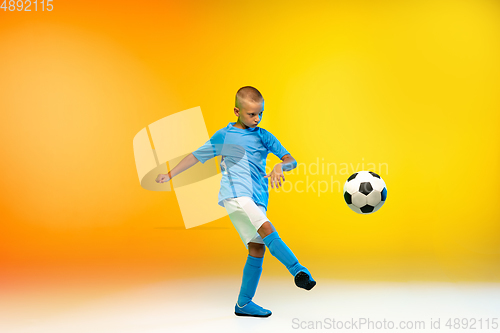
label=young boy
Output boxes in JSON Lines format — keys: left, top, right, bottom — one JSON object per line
{"left": 155, "top": 86, "right": 315, "bottom": 318}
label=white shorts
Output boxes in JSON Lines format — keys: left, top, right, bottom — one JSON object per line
{"left": 222, "top": 196, "right": 269, "bottom": 249}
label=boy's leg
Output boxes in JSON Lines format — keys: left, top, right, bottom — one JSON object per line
{"left": 259, "top": 222, "right": 316, "bottom": 290}
{"left": 234, "top": 242, "right": 272, "bottom": 317}
{"left": 237, "top": 243, "right": 264, "bottom": 307}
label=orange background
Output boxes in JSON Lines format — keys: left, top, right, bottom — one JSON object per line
{"left": 1, "top": 0, "right": 500, "bottom": 301}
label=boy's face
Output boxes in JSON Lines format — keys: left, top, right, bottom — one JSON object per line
{"left": 234, "top": 100, "right": 264, "bottom": 128}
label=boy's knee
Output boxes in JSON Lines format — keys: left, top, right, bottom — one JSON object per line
{"left": 248, "top": 242, "right": 265, "bottom": 257}
{"left": 257, "top": 221, "right": 276, "bottom": 238}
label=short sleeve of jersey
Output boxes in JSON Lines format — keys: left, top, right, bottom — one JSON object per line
{"left": 262, "top": 129, "right": 290, "bottom": 159}
{"left": 192, "top": 129, "right": 225, "bottom": 164}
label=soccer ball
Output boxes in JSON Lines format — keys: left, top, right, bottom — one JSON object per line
{"left": 343, "top": 171, "right": 387, "bottom": 214}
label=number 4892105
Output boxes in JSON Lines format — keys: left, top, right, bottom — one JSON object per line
{"left": 1, "top": 0, "right": 54, "bottom": 11}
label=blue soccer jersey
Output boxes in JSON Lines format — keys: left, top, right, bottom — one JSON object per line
{"left": 192, "top": 122, "right": 290, "bottom": 210}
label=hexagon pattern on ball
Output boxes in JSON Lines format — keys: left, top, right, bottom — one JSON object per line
{"left": 343, "top": 171, "right": 387, "bottom": 214}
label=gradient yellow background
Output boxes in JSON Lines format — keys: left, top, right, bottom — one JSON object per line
{"left": 1, "top": 0, "right": 499, "bottom": 305}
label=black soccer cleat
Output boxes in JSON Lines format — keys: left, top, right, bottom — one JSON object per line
{"left": 294, "top": 271, "right": 316, "bottom": 290}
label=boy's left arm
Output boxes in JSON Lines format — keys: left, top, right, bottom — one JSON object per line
{"left": 264, "top": 154, "right": 297, "bottom": 189}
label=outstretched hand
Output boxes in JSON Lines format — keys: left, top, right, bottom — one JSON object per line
{"left": 264, "top": 164, "right": 285, "bottom": 189}
{"left": 155, "top": 173, "right": 171, "bottom": 183}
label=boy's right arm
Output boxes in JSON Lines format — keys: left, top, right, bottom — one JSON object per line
{"left": 155, "top": 153, "right": 200, "bottom": 183}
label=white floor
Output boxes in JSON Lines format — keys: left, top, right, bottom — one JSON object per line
{"left": 2, "top": 276, "right": 500, "bottom": 333}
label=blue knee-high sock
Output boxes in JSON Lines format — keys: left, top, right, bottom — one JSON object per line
{"left": 237, "top": 255, "right": 264, "bottom": 307}
{"left": 263, "top": 232, "right": 306, "bottom": 277}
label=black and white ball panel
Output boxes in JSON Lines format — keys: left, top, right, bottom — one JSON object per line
{"left": 352, "top": 192, "right": 367, "bottom": 207}
{"left": 366, "top": 190, "right": 382, "bottom": 206}
{"left": 370, "top": 177, "right": 386, "bottom": 192}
